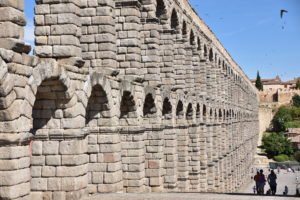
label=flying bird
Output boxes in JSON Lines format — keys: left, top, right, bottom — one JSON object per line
{"left": 280, "top": 9, "right": 288, "bottom": 18}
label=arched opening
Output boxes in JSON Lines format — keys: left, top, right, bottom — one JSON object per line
{"left": 120, "top": 91, "right": 136, "bottom": 118}
{"left": 86, "top": 85, "right": 109, "bottom": 126}
{"left": 86, "top": 85, "right": 123, "bottom": 194}
{"left": 272, "top": 93, "right": 278, "bottom": 102}
{"left": 219, "top": 109, "right": 223, "bottom": 120}
{"left": 176, "top": 100, "right": 184, "bottom": 118}
{"left": 186, "top": 103, "right": 193, "bottom": 120}
{"left": 156, "top": 0, "right": 166, "bottom": 19}
{"left": 31, "top": 78, "right": 86, "bottom": 196}
{"left": 203, "top": 105, "right": 207, "bottom": 117}
{"left": 209, "top": 48, "right": 214, "bottom": 62}
{"left": 204, "top": 45, "right": 208, "bottom": 57}
{"left": 32, "top": 78, "right": 70, "bottom": 132}
{"left": 171, "top": 9, "right": 179, "bottom": 30}
{"left": 196, "top": 104, "right": 200, "bottom": 118}
{"left": 162, "top": 98, "right": 172, "bottom": 119}
{"left": 197, "top": 37, "right": 201, "bottom": 50}
{"left": 215, "top": 54, "right": 218, "bottom": 63}
{"left": 209, "top": 108, "right": 213, "bottom": 117}
{"left": 182, "top": 21, "right": 187, "bottom": 36}
{"left": 143, "top": 93, "right": 157, "bottom": 118}
{"left": 190, "top": 30, "right": 195, "bottom": 45}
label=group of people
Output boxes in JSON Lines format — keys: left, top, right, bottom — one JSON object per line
{"left": 253, "top": 169, "right": 278, "bottom": 195}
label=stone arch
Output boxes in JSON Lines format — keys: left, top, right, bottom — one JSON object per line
{"left": 190, "top": 29, "right": 195, "bottom": 45}
{"left": 162, "top": 97, "right": 172, "bottom": 119}
{"left": 204, "top": 44, "right": 208, "bottom": 57}
{"left": 219, "top": 109, "right": 223, "bottom": 120}
{"left": 170, "top": 8, "right": 179, "bottom": 30}
{"left": 197, "top": 37, "right": 201, "bottom": 50}
{"left": 209, "top": 48, "right": 214, "bottom": 62}
{"left": 196, "top": 103, "right": 200, "bottom": 118}
{"left": 84, "top": 72, "right": 114, "bottom": 117}
{"left": 120, "top": 91, "right": 137, "bottom": 118}
{"left": 226, "top": 110, "right": 230, "bottom": 119}
{"left": 230, "top": 109, "right": 234, "bottom": 118}
{"left": 209, "top": 108, "right": 213, "bottom": 117}
{"left": 176, "top": 100, "right": 184, "bottom": 118}
{"left": 186, "top": 103, "right": 193, "bottom": 120}
{"left": 84, "top": 77, "right": 122, "bottom": 194}
{"left": 156, "top": 0, "right": 167, "bottom": 19}
{"left": 28, "top": 59, "right": 74, "bottom": 99}
{"left": 32, "top": 78, "right": 72, "bottom": 134}
{"left": 203, "top": 104, "right": 207, "bottom": 117}
{"left": 30, "top": 76, "right": 87, "bottom": 197}
{"left": 226, "top": 65, "right": 230, "bottom": 75}
{"left": 182, "top": 20, "right": 187, "bottom": 35}
{"left": 86, "top": 84, "right": 110, "bottom": 126}
{"left": 143, "top": 93, "right": 157, "bottom": 118}
{"left": 214, "top": 109, "right": 218, "bottom": 119}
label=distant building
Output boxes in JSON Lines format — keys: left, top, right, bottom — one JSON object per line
{"left": 251, "top": 76, "right": 300, "bottom": 104}
{"left": 286, "top": 128, "right": 300, "bottom": 150}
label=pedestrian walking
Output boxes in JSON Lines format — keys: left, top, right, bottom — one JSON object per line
{"left": 267, "top": 170, "right": 277, "bottom": 195}
{"left": 257, "top": 169, "right": 266, "bottom": 194}
{"left": 253, "top": 171, "right": 260, "bottom": 194}
{"left": 284, "top": 185, "right": 288, "bottom": 195}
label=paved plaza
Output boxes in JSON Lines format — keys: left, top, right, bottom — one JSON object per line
{"left": 243, "top": 170, "right": 300, "bottom": 196}
{"left": 87, "top": 170, "right": 300, "bottom": 200}
{"left": 87, "top": 192, "right": 299, "bottom": 200}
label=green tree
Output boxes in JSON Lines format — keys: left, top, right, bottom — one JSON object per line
{"left": 296, "top": 79, "right": 300, "bottom": 89}
{"left": 292, "top": 94, "right": 300, "bottom": 107}
{"left": 272, "top": 106, "right": 292, "bottom": 132}
{"left": 262, "top": 132, "right": 294, "bottom": 157}
{"left": 255, "top": 71, "right": 263, "bottom": 91}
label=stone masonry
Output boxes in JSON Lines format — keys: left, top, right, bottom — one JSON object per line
{"left": 0, "top": 0, "right": 259, "bottom": 199}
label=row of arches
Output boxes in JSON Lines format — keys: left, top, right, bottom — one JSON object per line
{"left": 153, "top": 0, "right": 255, "bottom": 95}
{"left": 26, "top": 61, "right": 258, "bottom": 195}
{"left": 32, "top": 80, "right": 255, "bottom": 130}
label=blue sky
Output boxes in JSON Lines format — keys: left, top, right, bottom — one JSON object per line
{"left": 189, "top": 0, "right": 300, "bottom": 81}
{"left": 24, "top": 0, "right": 300, "bottom": 80}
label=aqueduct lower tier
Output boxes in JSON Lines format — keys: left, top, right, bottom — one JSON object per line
{"left": 0, "top": 0, "right": 259, "bottom": 199}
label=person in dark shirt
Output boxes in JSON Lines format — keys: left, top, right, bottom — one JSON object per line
{"left": 267, "top": 170, "right": 277, "bottom": 195}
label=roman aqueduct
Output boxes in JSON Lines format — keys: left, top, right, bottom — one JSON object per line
{"left": 0, "top": 0, "right": 259, "bottom": 199}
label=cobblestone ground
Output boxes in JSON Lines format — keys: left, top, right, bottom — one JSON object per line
{"left": 243, "top": 170, "right": 300, "bottom": 196}
{"left": 87, "top": 192, "right": 299, "bottom": 200}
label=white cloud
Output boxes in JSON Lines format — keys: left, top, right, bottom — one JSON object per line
{"left": 24, "top": 20, "right": 35, "bottom": 46}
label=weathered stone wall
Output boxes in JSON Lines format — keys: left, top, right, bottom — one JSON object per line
{"left": 0, "top": 0, "right": 259, "bottom": 199}
{"left": 258, "top": 106, "right": 274, "bottom": 145}
{"left": 258, "top": 89, "right": 300, "bottom": 105}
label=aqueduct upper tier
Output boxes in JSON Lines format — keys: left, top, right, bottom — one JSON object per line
{"left": 0, "top": 0, "right": 259, "bottom": 199}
